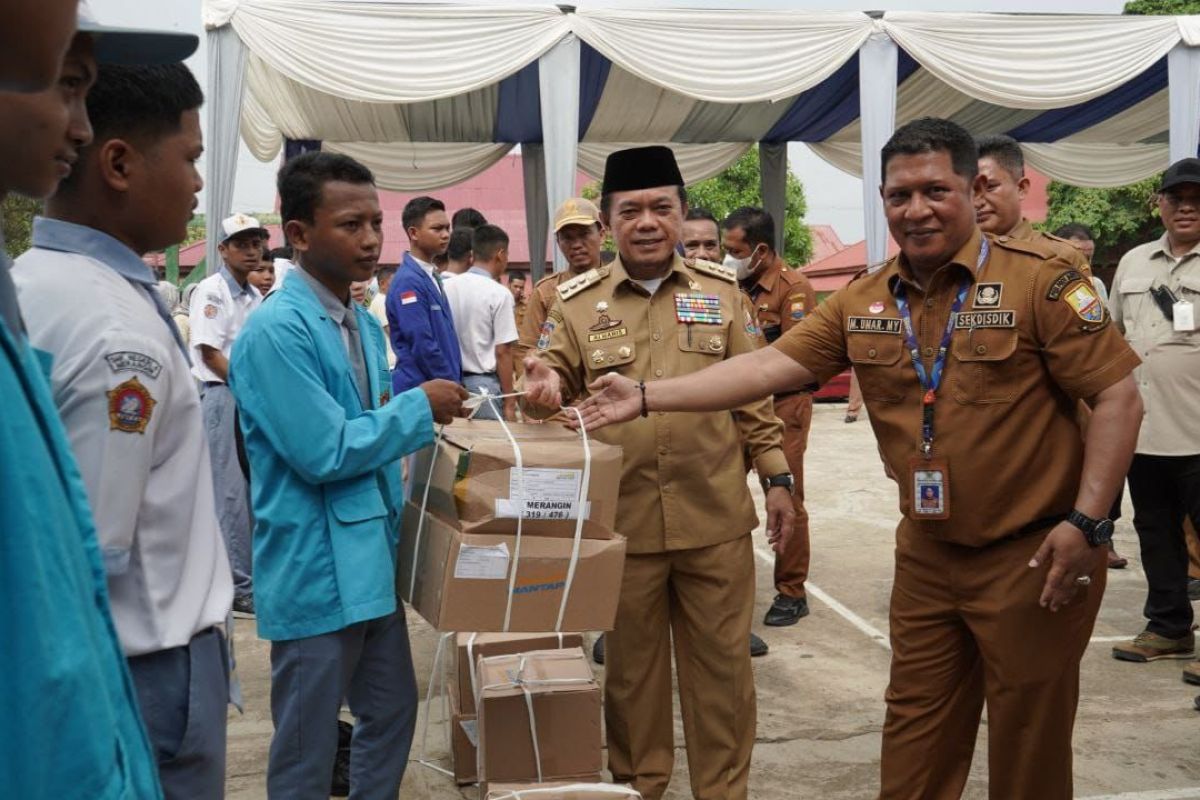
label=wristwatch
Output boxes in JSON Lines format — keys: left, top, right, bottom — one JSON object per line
{"left": 1066, "top": 509, "right": 1115, "bottom": 547}
{"left": 763, "top": 473, "right": 795, "bottom": 495}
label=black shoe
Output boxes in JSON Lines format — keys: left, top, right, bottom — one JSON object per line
{"left": 764, "top": 593, "right": 809, "bottom": 627}
{"left": 232, "top": 595, "right": 255, "bottom": 619}
{"left": 1189, "top": 578, "right": 1200, "bottom": 602}
{"left": 592, "top": 634, "right": 605, "bottom": 665}
{"left": 1195, "top": 695, "right": 1200, "bottom": 712}
{"left": 750, "top": 633, "right": 769, "bottom": 657}
{"left": 330, "top": 720, "right": 352, "bottom": 797}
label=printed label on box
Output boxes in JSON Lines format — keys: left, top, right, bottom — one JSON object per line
{"left": 458, "top": 718, "right": 479, "bottom": 748}
{"left": 454, "top": 543, "right": 511, "bottom": 580}
{"left": 495, "top": 468, "right": 591, "bottom": 520}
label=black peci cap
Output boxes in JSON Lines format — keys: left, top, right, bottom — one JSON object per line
{"left": 602, "top": 146, "right": 684, "bottom": 195}
{"left": 1160, "top": 158, "right": 1200, "bottom": 192}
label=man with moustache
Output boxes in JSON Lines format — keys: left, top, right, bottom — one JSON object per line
{"left": 567, "top": 119, "right": 1144, "bottom": 799}
{"left": 680, "top": 208, "right": 723, "bottom": 263}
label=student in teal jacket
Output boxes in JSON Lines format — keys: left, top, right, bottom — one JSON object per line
{"left": 229, "top": 151, "right": 466, "bottom": 798}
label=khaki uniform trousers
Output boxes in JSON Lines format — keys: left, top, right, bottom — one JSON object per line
{"left": 880, "top": 525, "right": 1105, "bottom": 800}
{"left": 606, "top": 535, "right": 756, "bottom": 800}
{"left": 772, "top": 392, "right": 812, "bottom": 598}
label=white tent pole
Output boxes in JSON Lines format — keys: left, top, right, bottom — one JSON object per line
{"left": 538, "top": 33, "right": 581, "bottom": 275}
{"left": 858, "top": 29, "right": 898, "bottom": 267}
{"left": 759, "top": 142, "right": 788, "bottom": 256}
{"left": 1168, "top": 42, "right": 1200, "bottom": 164}
{"left": 205, "top": 24, "right": 249, "bottom": 275}
{"left": 523, "top": 144, "right": 549, "bottom": 282}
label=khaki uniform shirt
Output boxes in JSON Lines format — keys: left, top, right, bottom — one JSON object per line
{"left": 516, "top": 269, "right": 585, "bottom": 366}
{"left": 773, "top": 229, "right": 1139, "bottom": 548}
{"left": 514, "top": 297, "right": 527, "bottom": 331}
{"left": 533, "top": 253, "right": 788, "bottom": 554}
{"left": 1109, "top": 234, "right": 1200, "bottom": 456}
{"left": 741, "top": 258, "right": 816, "bottom": 375}
{"left": 1010, "top": 218, "right": 1092, "bottom": 277}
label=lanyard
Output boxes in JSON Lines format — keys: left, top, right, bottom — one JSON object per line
{"left": 893, "top": 238, "right": 989, "bottom": 458}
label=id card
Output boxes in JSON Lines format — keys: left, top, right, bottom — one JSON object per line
{"left": 1173, "top": 300, "right": 1195, "bottom": 332}
{"left": 909, "top": 456, "right": 950, "bottom": 521}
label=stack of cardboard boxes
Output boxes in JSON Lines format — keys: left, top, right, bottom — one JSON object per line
{"left": 399, "top": 421, "right": 637, "bottom": 798}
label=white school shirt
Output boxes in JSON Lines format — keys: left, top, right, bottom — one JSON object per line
{"left": 189, "top": 265, "right": 262, "bottom": 383}
{"left": 443, "top": 266, "right": 519, "bottom": 374}
{"left": 13, "top": 218, "right": 233, "bottom": 656}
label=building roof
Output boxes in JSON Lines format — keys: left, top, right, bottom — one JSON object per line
{"left": 803, "top": 224, "right": 845, "bottom": 266}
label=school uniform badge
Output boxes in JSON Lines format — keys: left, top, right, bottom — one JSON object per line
{"left": 107, "top": 377, "right": 156, "bottom": 434}
{"left": 203, "top": 304, "right": 219, "bottom": 319}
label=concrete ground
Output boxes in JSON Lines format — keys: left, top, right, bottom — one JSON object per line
{"left": 225, "top": 402, "right": 1200, "bottom": 800}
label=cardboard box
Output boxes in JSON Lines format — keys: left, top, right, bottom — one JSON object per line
{"left": 484, "top": 784, "right": 641, "bottom": 800}
{"left": 456, "top": 632, "right": 585, "bottom": 716}
{"left": 398, "top": 502, "right": 625, "bottom": 633}
{"left": 476, "top": 649, "right": 602, "bottom": 786}
{"left": 448, "top": 684, "right": 478, "bottom": 785}
{"left": 411, "top": 419, "right": 623, "bottom": 539}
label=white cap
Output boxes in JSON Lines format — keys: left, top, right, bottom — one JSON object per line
{"left": 220, "top": 213, "right": 269, "bottom": 243}
{"left": 76, "top": 1, "right": 199, "bottom": 65}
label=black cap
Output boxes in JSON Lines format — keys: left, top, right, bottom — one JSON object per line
{"left": 602, "top": 146, "right": 684, "bottom": 195}
{"left": 1160, "top": 158, "right": 1200, "bottom": 192}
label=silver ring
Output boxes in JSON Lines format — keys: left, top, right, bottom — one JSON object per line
{"left": 1075, "top": 575, "right": 1092, "bottom": 586}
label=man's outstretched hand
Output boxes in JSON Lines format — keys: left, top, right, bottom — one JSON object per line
{"left": 421, "top": 379, "right": 469, "bottom": 424}
{"left": 571, "top": 373, "right": 643, "bottom": 431}
{"left": 523, "top": 357, "right": 563, "bottom": 410}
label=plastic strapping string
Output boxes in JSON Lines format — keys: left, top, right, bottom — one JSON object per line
{"left": 416, "top": 631, "right": 455, "bottom": 778}
{"left": 475, "top": 651, "right": 596, "bottom": 785}
{"left": 485, "top": 785, "right": 642, "bottom": 800}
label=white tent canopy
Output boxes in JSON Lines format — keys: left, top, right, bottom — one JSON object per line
{"left": 203, "top": 1, "right": 1200, "bottom": 276}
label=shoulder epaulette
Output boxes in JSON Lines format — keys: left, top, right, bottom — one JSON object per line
{"left": 689, "top": 258, "right": 737, "bottom": 283}
{"left": 556, "top": 267, "right": 609, "bottom": 301}
{"left": 992, "top": 235, "right": 1056, "bottom": 260}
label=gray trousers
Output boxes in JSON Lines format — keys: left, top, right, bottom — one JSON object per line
{"left": 201, "top": 383, "right": 253, "bottom": 599}
{"left": 267, "top": 608, "right": 418, "bottom": 800}
{"left": 127, "top": 627, "right": 230, "bottom": 800}
{"left": 463, "top": 372, "right": 503, "bottom": 420}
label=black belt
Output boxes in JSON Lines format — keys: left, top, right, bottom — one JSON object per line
{"left": 202, "top": 381, "right": 225, "bottom": 388}
{"left": 462, "top": 371, "right": 498, "bottom": 378}
{"left": 996, "top": 514, "right": 1069, "bottom": 545}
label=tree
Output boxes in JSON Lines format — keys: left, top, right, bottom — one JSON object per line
{"left": 2, "top": 195, "right": 40, "bottom": 257}
{"left": 583, "top": 147, "right": 814, "bottom": 266}
{"left": 1040, "top": 0, "right": 1197, "bottom": 263}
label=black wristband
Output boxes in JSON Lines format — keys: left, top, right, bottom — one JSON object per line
{"left": 639, "top": 380, "right": 648, "bottom": 417}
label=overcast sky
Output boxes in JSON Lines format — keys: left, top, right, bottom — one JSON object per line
{"left": 90, "top": 0, "right": 1130, "bottom": 241}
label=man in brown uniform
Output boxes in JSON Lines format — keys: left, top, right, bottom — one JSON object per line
{"left": 571, "top": 119, "right": 1144, "bottom": 799}
{"left": 514, "top": 197, "right": 605, "bottom": 367}
{"left": 723, "top": 206, "right": 818, "bottom": 626}
{"left": 975, "top": 133, "right": 1092, "bottom": 277}
{"left": 523, "top": 146, "right": 794, "bottom": 800}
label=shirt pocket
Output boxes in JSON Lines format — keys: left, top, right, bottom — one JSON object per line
{"left": 586, "top": 340, "right": 638, "bottom": 373}
{"left": 846, "top": 334, "right": 904, "bottom": 402}
{"left": 677, "top": 325, "right": 729, "bottom": 359}
{"left": 1118, "top": 275, "right": 1154, "bottom": 330}
{"left": 950, "top": 327, "right": 1020, "bottom": 404}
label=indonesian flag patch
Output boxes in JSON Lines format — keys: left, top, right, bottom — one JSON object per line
{"left": 400, "top": 291, "right": 418, "bottom": 305}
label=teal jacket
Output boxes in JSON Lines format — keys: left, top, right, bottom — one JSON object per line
{"left": 230, "top": 272, "right": 434, "bottom": 641}
{"left": 0, "top": 282, "right": 161, "bottom": 796}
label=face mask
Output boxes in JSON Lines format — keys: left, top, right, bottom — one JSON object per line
{"left": 723, "top": 246, "right": 762, "bottom": 280}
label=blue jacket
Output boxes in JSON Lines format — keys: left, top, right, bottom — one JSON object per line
{"left": 229, "top": 273, "right": 434, "bottom": 641}
{"left": 0, "top": 279, "right": 162, "bottom": 797}
{"left": 386, "top": 252, "right": 461, "bottom": 393}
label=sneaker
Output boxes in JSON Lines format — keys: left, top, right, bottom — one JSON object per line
{"left": 592, "top": 634, "right": 604, "bottom": 665}
{"left": 844, "top": 414, "right": 858, "bottom": 424}
{"left": 232, "top": 595, "right": 255, "bottom": 619}
{"left": 764, "top": 593, "right": 810, "bottom": 627}
{"left": 1189, "top": 578, "right": 1200, "bottom": 602}
{"left": 749, "top": 633, "right": 769, "bottom": 657}
{"left": 1183, "top": 661, "right": 1200, "bottom": 686}
{"left": 1112, "top": 630, "right": 1195, "bottom": 662}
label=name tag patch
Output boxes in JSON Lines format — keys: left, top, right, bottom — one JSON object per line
{"left": 954, "top": 310, "right": 1015, "bottom": 329}
{"left": 105, "top": 351, "right": 162, "bottom": 379}
{"left": 587, "top": 327, "right": 627, "bottom": 342}
{"left": 848, "top": 316, "right": 902, "bottom": 334}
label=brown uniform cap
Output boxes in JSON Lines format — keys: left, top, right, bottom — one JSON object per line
{"left": 773, "top": 228, "right": 1139, "bottom": 547}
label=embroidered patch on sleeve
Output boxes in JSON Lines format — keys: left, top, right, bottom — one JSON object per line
{"left": 105, "top": 351, "right": 162, "bottom": 379}
{"left": 106, "top": 377, "right": 156, "bottom": 434}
